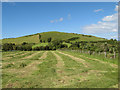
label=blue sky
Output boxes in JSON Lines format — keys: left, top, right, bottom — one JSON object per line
{"left": 2, "top": 2, "right": 118, "bottom": 39}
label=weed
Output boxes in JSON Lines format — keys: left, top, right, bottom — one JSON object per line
{"left": 19, "top": 63, "right": 27, "bottom": 68}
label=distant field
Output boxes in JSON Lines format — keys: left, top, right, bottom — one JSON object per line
{"left": 32, "top": 43, "right": 48, "bottom": 49}
{"left": 2, "top": 34, "right": 40, "bottom": 44}
{"left": 2, "top": 31, "right": 106, "bottom": 44}
{"left": 2, "top": 50, "right": 118, "bottom": 88}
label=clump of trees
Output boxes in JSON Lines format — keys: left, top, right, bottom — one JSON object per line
{"left": 2, "top": 43, "right": 15, "bottom": 51}
{"left": 2, "top": 37, "right": 118, "bottom": 59}
{"left": 2, "top": 42, "right": 34, "bottom": 51}
{"left": 65, "top": 39, "right": 118, "bottom": 59}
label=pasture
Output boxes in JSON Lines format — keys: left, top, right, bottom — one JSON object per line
{"left": 2, "top": 50, "right": 118, "bottom": 88}
{"left": 2, "top": 31, "right": 106, "bottom": 44}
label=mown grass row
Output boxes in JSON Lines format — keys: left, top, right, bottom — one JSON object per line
{"left": 57, "top": 50, "right": 118, "bottom": 88}
{"left": 2, "top": 51, "right": 44, "bottom": 88}
{"left": 2, "top": 51, "right": 118, "bottom": 88}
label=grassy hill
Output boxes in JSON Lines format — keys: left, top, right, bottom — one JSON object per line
{"left": 2, "top": 31, "right": 107, "bottom": 44}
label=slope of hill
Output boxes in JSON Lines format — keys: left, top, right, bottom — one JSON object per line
{"left": 2, "top": 31, "right": 107, "bottom": 44}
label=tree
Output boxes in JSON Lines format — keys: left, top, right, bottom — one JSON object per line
{"left": 39, "top": 34, "right": 41, "bottom": 39}
{"left": 44, "top": 45, "right": 49, "bottom": 50}
{"left": 40, "top": 40, "right": 42, "bottom": 43}
{"left": 47, "top": 37, "right": 52, "bottom": 43}
{"left": 43, "top": 40, "right": 45, "bottom": 43}
{"left": 2, "top": 43, "right": 15, "bottom": 51}
{"left": 22, "top": 42, "right": 28, "bottom": 45}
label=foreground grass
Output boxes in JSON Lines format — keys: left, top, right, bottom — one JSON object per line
{"left": 2, "top": 51, "right": 118, "bottom": 88}
{"left": 57, "top": 50, "right": 118, "bottom": 88}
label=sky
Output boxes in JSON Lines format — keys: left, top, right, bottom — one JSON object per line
{"left": 2, "top": 2, "right": 118, "bottom": 39}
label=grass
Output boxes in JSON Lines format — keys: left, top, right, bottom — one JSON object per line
{"left": 2, "top": 50, "right": 118, "bottom": 88}
{"left": 32, "top": 43, "right": 48, "bottom": 49}
{"left": 2, "top": 31, "right": 106, "bottom": 44}
{"left": 60, "top": 50, "right": 118, "bottom": 65}
{"left": 55, "top": 51, "right": 85, "bottom": 76}
{"left": 62, "top": 42, "right": 71, "bottom": 47}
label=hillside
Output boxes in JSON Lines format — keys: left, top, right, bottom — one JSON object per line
{"left": 2, "top": 31, "right": 107, "bottom": 44}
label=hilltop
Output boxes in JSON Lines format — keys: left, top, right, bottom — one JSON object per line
{"left": 2, "top": 31, "right": 107, "bottom": 44}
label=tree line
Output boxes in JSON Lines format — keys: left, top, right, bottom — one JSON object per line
{"left": 2, "top": 34, "right": 118, "bottom": 59}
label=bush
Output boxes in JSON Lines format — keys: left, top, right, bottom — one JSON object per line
{"left": 2, "top": 43, "right": 15, "bottom": 51}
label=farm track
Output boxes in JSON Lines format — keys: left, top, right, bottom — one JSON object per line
{"left": 57, "top": 51, "right": 89, "bottom": 67}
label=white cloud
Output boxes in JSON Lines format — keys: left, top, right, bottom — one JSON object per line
{"left": 50, "top": 17, "right": 63, "bottom": 23}
{"left": 94, "top": 9, "right": 103, "bottom": 12}
{"left": 82, "top": 5, "right": 118, "bottom": 39}
{"left": 82, "top": 13, "right": 117, "bottom": 34}
{"left": 102, "top": 13, "right": 117, "bottom": 22}
{"left": 82, "top": 21, "right": 117, "bottom": 34}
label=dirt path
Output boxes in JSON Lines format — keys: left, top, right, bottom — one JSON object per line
{"left": 79, "top": 55, "right": 118, "bottom": 68}
{"left": 39, "top": 51, "right": 48, "bottom": 59}
{"left": 57, "top": 51, "right": 89, "bottom": 68}
{"left": 22, "top": 51, "right": 41, "bottom": 59}
{"left": 51, "top": 51, "right": 64, "bottom": 76}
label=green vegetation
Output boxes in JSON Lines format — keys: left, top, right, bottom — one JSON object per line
{"left": 2, "top": 31, "right": 118, "bottom": 60}
{"left": 2, "top": 31, "right": 106, "bottom": 44}
{"left": 2, "top": 31, "right": 118, "bottom": 88}
{"left": 32, "top": 43, "right": 48, "bottom": 49}
{"left": 62, "top": 42, "right": 71, "bottom": 47}
{"left": 2, "top": 51, "right": 118, "bottom": 88}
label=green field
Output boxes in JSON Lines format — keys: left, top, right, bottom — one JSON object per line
{"left": 32, "top": 43, "right": 49, "bottom": 49}
{"left": 2, "top": 31, "right": 106, "bottom": 44}
{"left": 2, "top": 50, "right": 118, "bottom": 88}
